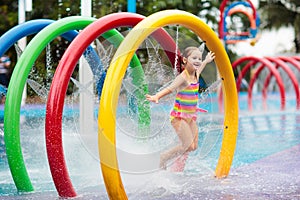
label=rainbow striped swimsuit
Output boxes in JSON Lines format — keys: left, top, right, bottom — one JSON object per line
{"left": 170, "top": 82, "right": 199, "bottom": 121}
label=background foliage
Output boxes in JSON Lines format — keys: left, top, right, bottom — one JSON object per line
{"left": 0, "top": 0, "right": 298, "bottom": 96}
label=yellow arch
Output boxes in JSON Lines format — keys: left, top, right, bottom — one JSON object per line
{"left": 98, "top": 10, "right": 239, "bottom": 199}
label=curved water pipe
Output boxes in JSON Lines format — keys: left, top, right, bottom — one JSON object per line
{"left": 0, "top": 19, "right": 107, "bottom": 96}
{"left": 292, "top": 56, "right": 300, "bottom": 61}
{"left": 2, "top": 16, "right": 117, "bottom": 195}
{"left": 260, "top": 57, "right": 300, "bottom": 109}
{"left": 218, "top": 56, "right": 285, "bottom": 111}
{"left": 228, "top": 56, "right": 286, "bottom": 110}
{"left": 45, "top": 12, "right": 180, "bottom": 197}
{"left": 4, "top": 15, "right": 156, "bottom": 197}
{"left": 0, "top": 19, "right": 101, "bottom": 75}
{"left": 98, "top": 10, "right": 238, "bottom": 199}
{"left": 217, "top": 59, "right": 256, "bottom": 112}
{"left": 0, "top": 19, "right": 111, "bottom": 102}
{"left": 0, "top": 19, "right": 100, "bottom": 192}
{"left": 246, "top": 63, "right": 269, "bottom": 110}
{"left": 277, "top": 56, "right": 300, "bottom": 87}
{"left": 246, "top": 57, "right": 299, "bottom": 110}
{"left": 224, "top": 3, "right": 259, "bottom": 44}
{"left": 277, "top": 56, "right": 300, "bottom": 72}
{"left": 0, "top": 19, "right": 52, "bottom": 56}
{"left": 219, "top": 0, "right": 257, "bottom": 40}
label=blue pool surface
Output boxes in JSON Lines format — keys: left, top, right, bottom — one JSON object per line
{"left": 0, "top": 93, "right": 299, "bottom": 199}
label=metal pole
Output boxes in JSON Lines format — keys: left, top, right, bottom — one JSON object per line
{"left": 127, "top": 0, "right": 136, "bottom": 13}
{"left": 18, "top": 0, "right": 27, "bottom": 106}
{"left": 79, "top": 0, "right": 94, "bottom": 135}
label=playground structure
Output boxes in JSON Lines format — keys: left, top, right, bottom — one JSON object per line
{"left": 229, "top": 56, "right": 300, "bottom": 111}
{"left": 1, "top": 1, "right": 300, "bottom": 199}
{"left": 217, "top": 54, "right": 300, "bottom": 111}
{"left": 219, "top": 0, "right": 260, "bottom": 47}
{"left": 45, "top": 12, "right": 182, "bottom": 197}
{"left": 1, "top": 9, "right": 238, "bottom": 199}
{"left": 218, "top": 1, "right": 300, "bottom": 112}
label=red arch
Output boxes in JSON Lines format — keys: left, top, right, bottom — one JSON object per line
{"left": 247, "top": 63, "right": 266, "bottom": 110}
{"left": 218, "top": 60, "right": 255, "bottom": 111}
{"left": 219, "top": 0, "right": 257, "bottom": 39}
{"left": 262, "top": 57, "right": 300, "bottom": 109}
{"left": 45, "top": 12, "right": 180, "bottom": 197}
{"left": 231, "top": 56, "right": 286, "bottom": 110}
{"left": 247, "top": 57, "right": 300, "bottom": 110}
{"left": 236, "top": 60, "right": 255, "bottom": 91}
{"left": 292, "top": 56, "right": 300, "bottom": 60}
{"left": 277, "top": 56, "right": 300, "bottom": 108}
{"left": 277, "top": 56, "right": 300, "bottom": 72}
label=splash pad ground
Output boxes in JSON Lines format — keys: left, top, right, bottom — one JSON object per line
{"left": 0, "top": 9, "right": 298, "bottom": 200}
{"left": 0, "top": 97, "right": 299, "bottom": 199}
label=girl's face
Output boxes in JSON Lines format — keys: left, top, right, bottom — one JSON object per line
{"left": 185, "top": 50, "right": 202, "bottom": 71}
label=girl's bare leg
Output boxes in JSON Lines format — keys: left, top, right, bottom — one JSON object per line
{"left": 159, "top": 118, "right": 194, "bottom": 169}
{"left": 189, "top": 119, "right": 199, "bottom": 151}
{"left": 159, "top": 145, "right": 185, "bottom": 169}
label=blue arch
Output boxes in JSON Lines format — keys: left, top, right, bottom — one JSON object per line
{"left": 0, "top": 19, "right": 103, "bottom": 90}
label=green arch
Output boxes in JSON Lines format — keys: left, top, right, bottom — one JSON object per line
{"left": 4, "top": 16, "right": 145, "bottom": 192}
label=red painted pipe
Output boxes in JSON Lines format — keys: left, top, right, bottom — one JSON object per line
{"left": 45, "top": 12, "right": 179, "bottom": 197}
{"left": 262, "top": 57, "right": 300, "bottom": 109}
{"left": 231, "top": 56, "right": 286, "bottom": 110}
{"left": 247, "top": 63, "right": 265, "bottom": 110}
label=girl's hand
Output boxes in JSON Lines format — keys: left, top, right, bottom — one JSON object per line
{"left": 145, "top": 94, "right": 159, "bottom": 103}
{"left": 204, "top": 51, "right": 215, "bottom": 63}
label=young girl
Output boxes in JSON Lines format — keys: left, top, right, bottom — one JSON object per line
{"left": 146, "top": 46, "right": 215, "bottom": 169}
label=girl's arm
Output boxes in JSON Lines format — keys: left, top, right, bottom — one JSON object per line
{"left": 145, "top": 88, "right": 172, "bottom": 103}
{"left": 146, "top": 73, "right": 187, "bottom": 103}
{"left": 196, "top": 51, "right": 215, "bottom": 79}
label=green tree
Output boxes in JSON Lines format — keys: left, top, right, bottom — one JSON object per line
{"left": 2, "top": 1, "right": 245, "bottom": 96}
{"left": 259, "top": 0, "right": 300, "bottom": 52}
{"left": 0, "top": 1, "right": 18, "bottom": 71}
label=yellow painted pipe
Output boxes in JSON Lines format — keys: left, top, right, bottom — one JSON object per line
{"left": 98, "top": 10, "right": 239, "bottom": 199}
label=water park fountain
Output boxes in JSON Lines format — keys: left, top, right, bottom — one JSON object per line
{"left": 0, "top": 1, "right": 299, "bottom": 199}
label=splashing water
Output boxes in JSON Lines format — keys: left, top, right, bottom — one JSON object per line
{"left": 199, "top": 42, "right": 205, "bottom": 53}
{"left": 95, "top": 38, "right": 114, "bottom": 72}
{"left": 0, "top": 84, "right": 7, "bottom": 96}
{"left": 26, "top": 79, "right": 48, "bottom": 100}
{"left": 14, "top": 43, "right": 51, "bottom": 100}
{"left": 45, "top": 44, "right": 54, "bottom": 90}
{"left": 70, "top": 77, "right": 95, "bottom": 99}
{"left": 14, "top": 43, "right": 23, "bottom": 59}
{"left": 199, "top": 79, "right": 222, "bottom": 103}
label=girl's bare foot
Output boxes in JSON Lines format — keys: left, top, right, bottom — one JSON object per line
{"left": 159, "top": 154, "right": 167, "bottom": 170}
